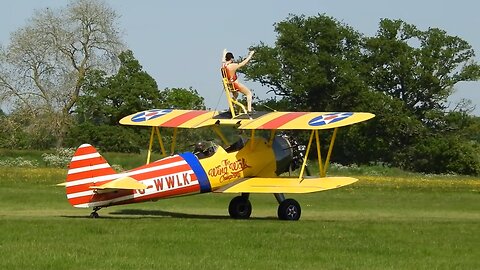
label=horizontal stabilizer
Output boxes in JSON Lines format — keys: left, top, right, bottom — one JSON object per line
{"left": 214, "top": 176, "right": 358, "bottom": 194}
{"left": 89, "top": 176, "right": 147, "bottom": 191}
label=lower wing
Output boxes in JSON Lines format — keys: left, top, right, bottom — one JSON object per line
{"left": 214, "top": 176, "right": 358, "bottom": 193}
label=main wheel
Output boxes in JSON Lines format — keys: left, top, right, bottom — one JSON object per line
{"left": 277, "top": 199, "right": 301, "bottom": 221}
{"left": 89, "top": 212, "right": 99, "bottom": 219}
{"left": 228, "top": 196, "right": 252, "bottom": 219}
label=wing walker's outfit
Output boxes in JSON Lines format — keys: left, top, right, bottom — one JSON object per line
{"left": 222, "top": 63, "right": 240, "bottom": 91}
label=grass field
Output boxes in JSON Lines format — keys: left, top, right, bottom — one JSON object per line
{"left": 0, "top": 167, "right": 479, "bottom": 269}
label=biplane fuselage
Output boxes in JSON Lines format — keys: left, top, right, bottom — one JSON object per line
{"left": 62, "top": 109, "right": 375, "bottom": 220}
{"left": 66, "top": 137, "right": 280, "bottom": 209}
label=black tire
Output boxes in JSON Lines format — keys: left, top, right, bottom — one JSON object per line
{"left": 228, "top": 196, "right": 252, "bottom": 219}
{"left": 90, "top": 212, "right": 99, "bottom": 219}
{"left": 278, "top": 199, "right": 301, "bottom": 221}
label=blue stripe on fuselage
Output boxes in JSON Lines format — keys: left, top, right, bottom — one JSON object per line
{"left": 179, "top": 152, "right": 211, "bottom": 193}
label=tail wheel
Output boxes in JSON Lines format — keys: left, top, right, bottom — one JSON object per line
{"left": 89, "top": 207, "right": 101, "bottom": 219}
{"left": 228, "top": 196, "right": 252, "bottom": 219}
{"left": 278, "top": 199, "right": 301, "bottom": 221}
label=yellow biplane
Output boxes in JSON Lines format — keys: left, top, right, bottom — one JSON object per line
{"left": 62, "top": 105, "right": 374, "bottom": 220}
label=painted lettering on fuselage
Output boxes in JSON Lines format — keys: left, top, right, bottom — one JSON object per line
{"left": 153, "top": 172, "right": 191, "bottom": 191}
{"left": 208, "top": 158, "right": 251, "bottom": 183}
{"left": 133, "top": 172, "right": 194, "bottom": 196}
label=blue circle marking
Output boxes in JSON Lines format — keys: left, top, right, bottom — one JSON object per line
{"left": 131, "top": 109, "right": 173, "bottom": 122}
{"left": 308, "top": 112, "right": 353, "bottom": 126}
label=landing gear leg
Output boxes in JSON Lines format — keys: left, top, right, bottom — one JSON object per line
{"left": 274, "top": 194, "right": 301, "bottom": 221}
{"left": 274, "top": 193, "right": 285, "bottom": 204}
{"left": 89, "top": 207, "right": 101, "bottom": 219}
{"left": 228, "top": 193, "right": 252, "bottom": 219}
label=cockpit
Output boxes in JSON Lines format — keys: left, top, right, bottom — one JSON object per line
{"left": 193, "top": 137, "right": 247, "bottom": 159}
{"left": 193, "top": 141, "right": 217, "bottom": 159}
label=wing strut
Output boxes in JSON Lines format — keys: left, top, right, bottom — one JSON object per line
{"left": 298, "top": 130, "right": 314, "bottom": 181}
{"left": 268, "top": 130, "right": 276, "bottom": 147}
{"left": 322, "top": 127, "right": 338, "bottom": 176}
{"left": 146, "top": 126, "right": 167, "bottom": 164}
{"left": 250, "top": 129, "right": 256, "bottom": 150}
{"left": 315, "top": 130, "right": 324, "bottom": 176}
{"left": 298, "top": 127, "right": 340, "bottom": 180}
{"left": 171, "top": 127, "right": 178, "bottom": 155}
{"left": 146, "top": 127, "right": 155, "bottom": 164}
{"left": 155, "top": 127, "right": 166, "bottom": 157}
{"left": 212, "top": 125, "right": 230, "bottom": 146}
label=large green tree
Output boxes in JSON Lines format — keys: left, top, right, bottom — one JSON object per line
{"left": 160, "top": 87, "right": 205, "bottom": 110}
{"left": 68, "top": 50, "right": 209, "bottom": 153}
{"left": 242, "top": 14, "right": 480, "bottom": 175}
{"left": 75, "top": 50, "right": 162, "bottom": 126}
{"left": 67, "top": 50, "right": 162, "bottom": 152}
{"left": 242, "top": 14, "right": 367, "bottom": 112}
{"left": 362, "top": 19, "right": 480, "bottom": 174}
{"left": 364, "top": 19, "right": 480, "bottom": 120}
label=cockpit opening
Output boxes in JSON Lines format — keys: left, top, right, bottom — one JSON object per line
{"left": 193, "top": 141, "right": 217, "bottom": 159}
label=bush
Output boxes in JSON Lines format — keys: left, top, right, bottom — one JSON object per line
{"left": 0, "top": 112, "right": 58, "bottom": 150}
{"left": 42, "top": 148, "right": 75, "bottom": 168}
{"left": 0, "top": 157, "right": 39, "bottom": 168}
{"left": 398, "top": 136, "right": 480, "bottom": 176}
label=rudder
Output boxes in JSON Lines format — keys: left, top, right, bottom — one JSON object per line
{"left": 65, "top": 144, "right": 117, "bottom": 208}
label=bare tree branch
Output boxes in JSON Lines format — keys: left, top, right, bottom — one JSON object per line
{"left": 0, "top": 0, "right": 125, "bottom": 146}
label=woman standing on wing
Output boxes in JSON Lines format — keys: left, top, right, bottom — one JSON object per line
{"left": 222, "top": 49, "right": 255, "bottom": 113}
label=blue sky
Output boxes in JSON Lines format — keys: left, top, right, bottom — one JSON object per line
{"left": 1, "top": 0, "right": 479, "bottom": 114}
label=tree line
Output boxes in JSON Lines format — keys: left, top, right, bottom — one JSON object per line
{"left": 242, "top": 15, "right": 480, "bottom": 175}
{"left": 0, "top": 0, "right": 479, "bottom": 175}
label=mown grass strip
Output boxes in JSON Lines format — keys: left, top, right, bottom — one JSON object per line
{"left": 0, "top": 167, "right": 478, "bottom": 269}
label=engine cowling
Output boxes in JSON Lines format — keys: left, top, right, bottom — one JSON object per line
{"left": 271, "top": 134, "right": 306, "bottom": 176}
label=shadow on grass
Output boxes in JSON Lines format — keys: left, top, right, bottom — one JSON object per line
{"left": 62, "top": 209, "right": 278, "bottom": 221}
{"left": 112, "top": 209, "right": 231, "bottom": 219}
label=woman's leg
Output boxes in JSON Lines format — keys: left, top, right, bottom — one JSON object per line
{"left": 235, "top": 81, "right": 252, "bottom": 112}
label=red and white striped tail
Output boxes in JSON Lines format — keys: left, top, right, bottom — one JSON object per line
{"left": 65, "top": 144, "right": 117, "bottom": 208}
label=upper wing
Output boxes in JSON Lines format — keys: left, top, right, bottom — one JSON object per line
{"left": 119, "top": 109, "right": 219, "bottom": 128}
{"left": 214, "top": 176, "right": 358, "bottom": 193}
{"left": 174, "top": 111, "right": 374, "bottom": 129}
{"left": 119, "top": 109, "right": 374, "bottom": 130}
{"left": 238, "top": 111, "right": 375, "bottom": 130}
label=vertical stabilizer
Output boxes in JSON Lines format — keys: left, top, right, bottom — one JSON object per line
{"left": 65, "top": 144, "right": 117, "bottom": 208}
